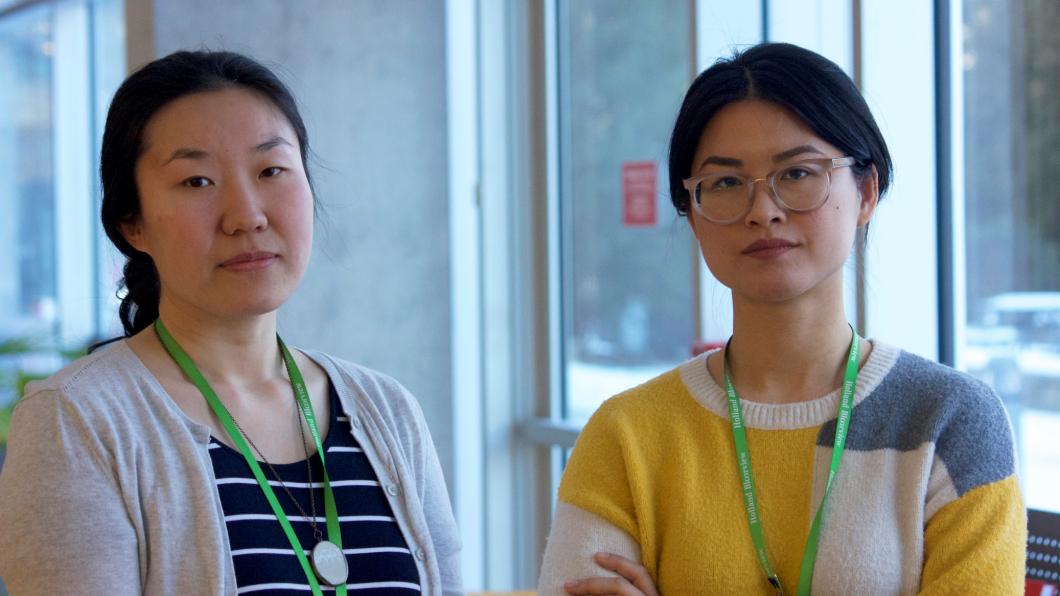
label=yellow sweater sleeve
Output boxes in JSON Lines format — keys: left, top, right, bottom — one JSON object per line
{"left": 919, "top": 475, "right": 1026, "bottom": 595}
{"left": 557, "top": 400, "right": 640, "bottom": 542}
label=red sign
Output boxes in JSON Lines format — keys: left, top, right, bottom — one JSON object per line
{"left": 622, "top": 161, "right": 657, "bottom": 227}
{"left": 1026, "top": 579, "right": 1059, "bottom": 596}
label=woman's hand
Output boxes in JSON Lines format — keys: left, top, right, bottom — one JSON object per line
{"left": 563, "top": 552, "right": 659, "bottom": 596}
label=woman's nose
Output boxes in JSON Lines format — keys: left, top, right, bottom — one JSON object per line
{"left": 220, "top": 178, "right": 268, "bottom": 235}
{"left": 743, "top": 177, "right": 786, "bottom": 226}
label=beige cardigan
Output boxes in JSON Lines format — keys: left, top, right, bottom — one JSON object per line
{"left": 0, "top": 341, "right": 462, "bottom": 595}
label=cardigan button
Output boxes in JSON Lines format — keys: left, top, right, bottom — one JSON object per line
{"left": 415, "top": 548, "right": 426, "bottom": 561}
{"left": 386, "top": 483, "right": 400, "bottom": 497}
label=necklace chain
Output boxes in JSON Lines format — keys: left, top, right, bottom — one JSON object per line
{"left": 227, "top": 401, "right": 324, "bottom": 544}
{"left": 153, "top": 320, "right": 346, "bottom": 593}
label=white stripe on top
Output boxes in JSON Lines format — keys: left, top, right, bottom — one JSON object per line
{"left": 236, "top": 581, "right": 420, "bottom": 594}
{"left": 231, "top": 547, "right": 412, "bottom": 557}
{"left": 236, "top": 583, "right": 331, "bottom": 594}
{"left": 224, "top": 514, "right": 395, "bottom": 523}
{"left": 344, "top": 582, "right": 420, "bottom": 592}
{"left": 214, "top": 478, "right": 380, "bottom": 489}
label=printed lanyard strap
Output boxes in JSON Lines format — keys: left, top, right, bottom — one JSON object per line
{"left": 154, "top": 319, "right": 346, "bottom": 596}
{"left": 723, "top": 325, "right": 860, "bottom": 596}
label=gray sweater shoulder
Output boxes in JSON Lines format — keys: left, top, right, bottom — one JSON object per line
{"left": 838, "top": 350, "right": 1015, "bottom": 495}
{"left": 16, "top": 342, "right": 192, "bottom": 437}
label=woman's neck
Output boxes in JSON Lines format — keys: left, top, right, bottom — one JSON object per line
{"left": 149, "top": 300, "right": 285, "bottom": 388}
{"left": 713, "top": 293, "right": 858, "bottom": 405}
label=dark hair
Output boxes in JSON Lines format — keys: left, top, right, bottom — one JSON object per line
{"left": 99, "top": 50, "right": 315, "bottom": 338}
{"left": 667, "top": 42, "right": 893, "bottom": 215}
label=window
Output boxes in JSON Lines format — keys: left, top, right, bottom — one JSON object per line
{"left": 0, "top": 0, "right": 123, "bottom": 353}
{"left": 0, "top": 0, "right": 123, "bottom": 482}
{"left": 956, "top": 0, "right": 1060, "bottom": 513}
{"left": 451, "top": 0, "right": 1054, "bottom": 588}
{"left": 557, "top": 0, "right": 695, "bottom": 424}
{"left": 0, "top": 3, "right": 59, "bottom": 346}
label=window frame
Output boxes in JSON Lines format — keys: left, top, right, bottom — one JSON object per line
{"left": 446, "top": 0, "right": 553, "bottom": 588}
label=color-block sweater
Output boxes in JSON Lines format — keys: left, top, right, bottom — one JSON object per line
{"left": 538, "top": 341, "right": 1026, "bottom": 595}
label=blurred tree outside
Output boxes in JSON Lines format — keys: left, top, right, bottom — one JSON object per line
{"left": 964, "top": 0, "right": 1060, "bottom": 317}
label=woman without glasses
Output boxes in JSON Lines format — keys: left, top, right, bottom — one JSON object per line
{"left": 539, "top": 42, "right": 1025, "bottom": 595}
{"left": 0, "top": 51, "right": 461, "bottom": 595}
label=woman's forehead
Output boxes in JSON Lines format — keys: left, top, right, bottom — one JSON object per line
{"left": 694, "top": 99, "right": 834, "bottom": 161}
{"left": 140, "top": 87, "right": 297, "bottom": 163}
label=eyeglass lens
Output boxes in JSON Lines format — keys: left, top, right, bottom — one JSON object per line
{"left": 695, "top": 161, "right": 832, "bottom": 222}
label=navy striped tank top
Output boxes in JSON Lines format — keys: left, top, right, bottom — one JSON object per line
{"left": 208, "top": 382, "right": 420, "bottom": 594}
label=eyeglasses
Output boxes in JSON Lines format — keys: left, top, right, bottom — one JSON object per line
{"left": 682, "top": 156, "right": 856, "bottom": 224}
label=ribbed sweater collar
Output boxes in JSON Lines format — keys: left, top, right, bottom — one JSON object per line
{"left": 678, "top": 339, "right": 901, "bottom": 430}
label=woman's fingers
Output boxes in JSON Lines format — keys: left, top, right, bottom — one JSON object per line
{"left": 563, "top": 576, "right": 639, "bottom": 595}
{"left": 591, "top": 552, "right": 659, "bottom": 596}
{"left": 562, "top": 552, "right": 659, "bottom": 596}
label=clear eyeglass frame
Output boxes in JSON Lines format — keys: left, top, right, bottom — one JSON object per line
{"left": 682, "top": 156, "right": 857, "bottom": 224}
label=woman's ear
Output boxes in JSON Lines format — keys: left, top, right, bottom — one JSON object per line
{"left": 856, "top": 164, "right": 880, "bottom": 227}
{"left": 119, "top": 217, "right": 147, "bottom": 253}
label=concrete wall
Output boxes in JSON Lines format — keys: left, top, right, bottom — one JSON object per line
{"left": 136, "top": 0, "right": 454, "bottom": 486}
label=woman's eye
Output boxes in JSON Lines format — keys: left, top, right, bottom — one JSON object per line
{"left": 781, "top": 166, "right": 818, "bottom": 181}
{"left": 709, "top": 176, "right": 743, "bottom": 191}
{"left": 260, "top": 166, "right": 283, "bottom": 178}
{"left": 182, "top": 176, "right": 212, "bottom": 188}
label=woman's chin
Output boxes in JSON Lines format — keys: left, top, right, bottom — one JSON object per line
{"left": 733, "top": 281, "right": 816, "bottom": 305}
{"left": 215, "top": 295, "right": 290, "bottom": 319}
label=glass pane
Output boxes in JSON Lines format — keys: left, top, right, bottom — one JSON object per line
{"left": 558, "top": 1, "right": 694, "bottom": 423}
{"left": 960, "top": 0, "right": 1060, "bottom": 513}
{"left": 0, "top": 3, "right": 57, "bottom": 346}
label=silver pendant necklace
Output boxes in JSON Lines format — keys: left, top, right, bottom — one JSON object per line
{"left": 230, "top": 403, "right": 349, "bottom": 586}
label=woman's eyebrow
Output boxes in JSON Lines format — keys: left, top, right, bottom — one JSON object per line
{"left": 697, "top": 144, "right": 825, "bottom": 170}
{"left": 772, "top": 145, "right": 824, "bottom": 162}
{"left": 254, "top": 135, "right": 292, "bottom": 152}
{"left": 161, "top": 147, "right": 209, "bottom": 167}
{"left": 699, "top": 155, "right": 743, "bottom": 168}
{"left": 158, "top": 136, "right": 291, "bottom": 167}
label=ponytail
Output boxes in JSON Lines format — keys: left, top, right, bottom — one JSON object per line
{"left": 118, "top": 255, "right": 161, "bottom": 336}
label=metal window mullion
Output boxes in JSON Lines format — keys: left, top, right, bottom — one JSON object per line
{"left": 445, "top": 0, "right": 485, "bottom": 588}
{"left": 935, "top": 0, "right": 964, "bottom": 368}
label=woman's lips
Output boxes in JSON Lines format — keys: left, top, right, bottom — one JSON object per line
{"left": 742, "top": 238, "right": 798, "bottom": 259}
{"left": 220, "top": 252, "right": 277, "bottom": 271}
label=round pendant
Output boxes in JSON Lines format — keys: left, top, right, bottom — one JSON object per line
{"left": 311, "top": 540, "right": 348, "bottom": 586}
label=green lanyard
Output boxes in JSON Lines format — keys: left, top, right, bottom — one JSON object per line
{"left": 154, "top": 320, "right": 346, "bottom": 596}
{"left": 723, "top": 325, "right": 860, "bottom": 596}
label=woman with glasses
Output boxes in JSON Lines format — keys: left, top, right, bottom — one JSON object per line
{"left": 0, "top": 51, "right": 461, "bottom": 595}
{"left": 539, "top": 42, "right": 1025, "bottom": 595}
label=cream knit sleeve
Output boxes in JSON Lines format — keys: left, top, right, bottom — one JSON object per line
{"left": 536, "top": 501, "right": 643, "bottom": 595}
